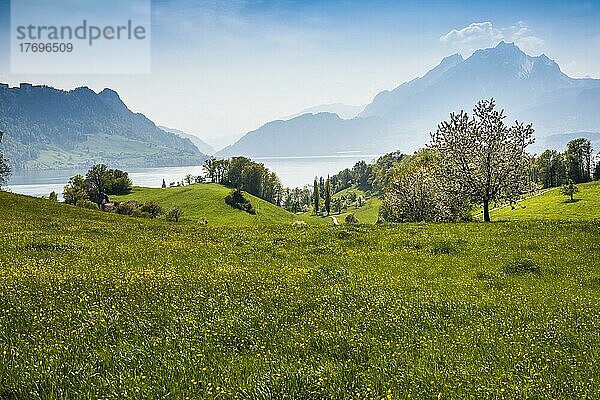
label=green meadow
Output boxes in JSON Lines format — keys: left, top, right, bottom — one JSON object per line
{"left": 1, "top": 184, "right": 599, "bottom": 399}
{"left": 491, "top": 181, "right": 600, "bottom": 221}
{"left": 332, "top": 188, "right": 382, "bottom": 224}
{"left": 111, "top": 183, "right": 318, "bottom": 226}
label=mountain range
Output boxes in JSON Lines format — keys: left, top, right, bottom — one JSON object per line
{"left": 282, "top": 103, "right": 364, "bottom": 120}
{"left": 217, "top": 41, "right": 600, "bottom": 158}
{"left": 158, "top": 126, "right": 216, "bottom": 155}
{"left": 0, "top": 84, "right": 207, "bottom": 170}
{"left": 2, "top": 41, "right": 598, "bottom": 170}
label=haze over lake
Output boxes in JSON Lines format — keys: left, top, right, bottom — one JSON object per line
{"left": 6, "top": 154, "right": 379, "bottom": 198}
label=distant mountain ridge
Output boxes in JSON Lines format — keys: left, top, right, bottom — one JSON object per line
{"left": 218, "top": 41, "right": 600, "bottom": 158}
{"left": 217, "top": 112, "right": 385, "bottom": 157}
{"left": 158, "top": 126, "right": 215, "bottom": 155}
{"left": 0, "top": 83, "right": 207, "bottom": 170}
{"left": 360, "top": 53, "right": 465, "bottom": 118}
{"left": 283, "top": 103, "right": 364, "bottom": 120}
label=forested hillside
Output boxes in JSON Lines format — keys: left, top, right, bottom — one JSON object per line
{"left": 0, "top": 84, "right": 207, "bottom": 170}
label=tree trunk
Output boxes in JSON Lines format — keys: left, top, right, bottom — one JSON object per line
{"left": 483, "top": 200, "right": 491, "bottom": 222}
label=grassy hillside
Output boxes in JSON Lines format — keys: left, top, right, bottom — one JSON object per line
{"left": 334, "top": 188, "right": 382, "bottom": 224}
{"left": 0, "top": 190, "right": 598, "bottom": 398}
{"left": 309, "top": 188, "right": 382, "bottom": 224}
{"left": 326, "top": 181, "right": 600, "bottom": 224}
{"left": 491, "top": 181, "right": 600, "bottom": 221}
{"left": 111, "top": 183, "right": 314, "bottom": 226}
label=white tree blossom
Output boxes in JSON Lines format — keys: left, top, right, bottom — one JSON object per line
{"left": 430, "top": 99, "right": 534, "bottom": 222}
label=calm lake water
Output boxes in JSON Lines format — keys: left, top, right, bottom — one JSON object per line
{"left": 5, "top": 155, "right": 380, "bottom": 199}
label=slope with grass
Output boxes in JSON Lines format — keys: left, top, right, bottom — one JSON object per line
{"left": 110, "top": 183, "right": 313, "bottom": 226}
{"left": 306, "top": 187, "right": 383, "bottom": 225}
{"left": 334, "top": 188, "right": 382, "bottom": 224}
{"left": 1, "top": 190, "right": 599, "bottom": 398}
{"left": 491, "top": 181, "right": 600, "bottom": 221}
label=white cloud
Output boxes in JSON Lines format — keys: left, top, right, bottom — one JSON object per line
{"left": 440, "top": 21, "right": 545, "bottom": 55}
{"left": 440, "top": 22, "right": 502, "bottom": 45}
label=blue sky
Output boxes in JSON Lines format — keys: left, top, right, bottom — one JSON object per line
{"left": 0, "top": 0, "right": 599, "bottom": 147}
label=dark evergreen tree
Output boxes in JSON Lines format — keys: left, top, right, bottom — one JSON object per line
{"left": 324, "top": 176, "right": 332, "bottom": 215}
{"left": 313, "top": 178, "right": 320, "bottom": 214}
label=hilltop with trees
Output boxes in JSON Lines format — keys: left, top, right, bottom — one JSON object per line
{"left": 63, "top": 164, "right": 132, "bottom": 207}
{"left": 202, "top": 157, "right": 283, "bottom": 206}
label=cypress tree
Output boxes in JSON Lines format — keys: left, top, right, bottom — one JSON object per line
{"left": 313, "top": 177, "right": 320, "bottom": 214}
{"left": 324, "top": 176, "right": 332, "bottom": 215}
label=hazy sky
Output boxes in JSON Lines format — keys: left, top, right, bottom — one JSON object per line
{"left": 1, "top": 0, "right": 599, "bottom": 149}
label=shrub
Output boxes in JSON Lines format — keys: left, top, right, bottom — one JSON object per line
{"left": 345, "top": 213, "right": 359, "bottom": 224}
{"left": 48, "top": 191, "right": 58, "bottom": 202}
{"left": 225, "top": 189, "right": 256, "bottom": 214}
{"left": 167, "top": 207, "right": 184, "bottom": 222}
{"left": 131, "top": 209, "right": 151, "bottom": 219}
{"left": 140, "top": 201, "right": 163, "bottom": 219}
{"left": 504, "top": 259, "right": 541, "bottom": 275}
{"left": 75, "top": 199, "right": 99, "bottom": 210}
{"left": 115, "top": 201, "right": 138, "bottom": 215}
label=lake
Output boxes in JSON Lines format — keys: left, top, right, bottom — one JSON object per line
{"left": 5, "top": 155, "right": 380, "bottom": 199}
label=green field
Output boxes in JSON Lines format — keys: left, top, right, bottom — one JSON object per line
{"left": 333, "top": 188, "right": 382, "bottom": 224}
{"left": 308, "top": 188, "right": 383, "bottom": 224}
{"left": 491, "top": 181, "right": 600, "bottom": 221}
{"left": 1, "top": 189, "right": 599, "bottom": 399}
{"left": 326, "top": 182, "right": 600, "bottom": 223}
{"left": 111, "top": 183, "right": 319, "bottom": 226}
